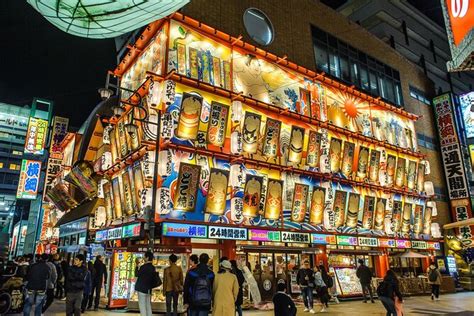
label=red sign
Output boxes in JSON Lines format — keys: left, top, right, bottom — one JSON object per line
{"left": 445, "top": 0, "right": 474, "bottom": 46}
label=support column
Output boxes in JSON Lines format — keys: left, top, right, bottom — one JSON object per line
{"left": 221, "top": 239, "right": 236, "bottom": 259}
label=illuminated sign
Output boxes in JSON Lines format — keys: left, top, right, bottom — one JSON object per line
{"left": 460, "top": 92, "right": 474, "bottom": 138}
{"left": 395, "top": 240, "right": 411, "bottom": 249}
{"left": 24, "top": 117, "right": 48, "bottom": 155}
{"left": 43, "top": 158, "right": 62, "bottom": 202}
{"left": 358, "top": 237, "right": 379, "bottom": 247}
{"left": 281, "top": 232, "right": 310, "bottom": 243}
{"left": 208, "top": 226, "right": 247, "bottom": 240}
{"left": 444, "top": 0, "right": 474, "bottom": 46}
{"left": 411, "top": 240, "right": 428, "bottom": 250}
{"left": 379, "top": 239, "right": 396, "bottom": 248}
{"left": 162, "top": 222, "right": 207, "bottom": 238}
{"left": 95, "top": 230, "right": 108, "bottom": 242}
{"left": 122, "top": 223, "right": 142, "bottom": 238}
{"left": 248, "top": 229, "right": 281, "bottom": 242}
{"left": 50, "top": 116, "right": 69, "bottom": 156}
{"left": 428, "top": 241, "right": 441, "bottom": 250}
{"left": 311, "top": 234, "right": 336, "bottom": 245}
{"left": 16, "top": 159, "right": 42, "bottom": 199}
{"left": 337, "top": 235, "right": 358, "bottom": 246}
{"left": 107, "top": 227, "right": 123, "bottom": 240}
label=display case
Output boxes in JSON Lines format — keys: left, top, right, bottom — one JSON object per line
{"left": 332, "top": 267, "right": 363, "bottom": 296}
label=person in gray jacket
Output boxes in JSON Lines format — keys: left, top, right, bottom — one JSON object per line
{"left": 42, "top": 254, "right": 58, "bottom": 313}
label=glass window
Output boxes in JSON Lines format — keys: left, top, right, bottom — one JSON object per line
{"left": 329, "top": 50, "right": 340, "bottom": 78}
{"left": 369, "top": 70, "right": 378, "bottom": 95}
{"left": 314, "top": 42, "right": 329, "bottom": 73}
{"left": 12, "top": 150, "right": 22, "bottom": 156}
{"left": 378, "top": 76, "right": 386, "bottom": 99}
{"left": 9, "top": 164, "right": 17, "bottom": 170}
{"left": 350, "top": 60, "right": 359, "bottom": 86}
{"left": 243, "top": 8, "right": 274, "bottom": 46}
{"left": 360, "top": 66, "right": 369, "bottom": 91}
{"left": 385, "top": 79, "right": 395, "bottom": 103}
{"left": 340, "top": 55, "right": 350, "bottom": 82}
{"left": 0, "top": 163, "right": 4, "bottom": 168}
{"left": 395, "top": 82, "right": 402, "bottom": 106}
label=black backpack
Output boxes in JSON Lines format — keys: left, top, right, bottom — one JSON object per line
{"left": 324, "top": 275, "right": 334, "bottom": 288}
{"left": 192, "top": 272, "right": 212, "bottom": 307}
{"left": 428, "top": 269, "right": 438, "bottom": 282}
{"left": 376, "top": 281, "right": 389, "bottom": 297}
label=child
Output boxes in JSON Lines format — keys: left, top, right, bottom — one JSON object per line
{"left": 273, "top": 281, "right": 296, "bottom": 316}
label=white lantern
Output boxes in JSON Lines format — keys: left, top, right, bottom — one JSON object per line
{"left": 231, "top": 101, "right": 243, "bottom": 122}
{"left": 230, "top": 164, "right": 244, "bottom": 187}
{"left": 231, "top": 131, "right": 242, "bottom": 154}
{"left": 423, "top": 160, "right": 431, "bottom": 175}
{"left": 424, "top": 181, "right": 434, "bottom": 196}
{"left": 158, "top": 150, "right": 171, "bottom": 176}
{"left": 162, "top": 80, "right": 176, "bottom": 106}
{"left": 431, "top": 223, "right": 442, "bottom": 238}
{"left": 148, "top": 80, "right": 163, "bottom": 107}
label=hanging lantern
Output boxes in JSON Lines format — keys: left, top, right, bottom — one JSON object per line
{"left": 231, "top": 131, "right": 243, "bottom": 155}
{"left": 424, "top": 181, "right": 434, "bottom": 196}
{"left": 423, "top": 160, "right": 431, "bottom": 175}
{"left": 231, "top": 100, "right": 243, "bottom": 122}
{"left": 162, "top": 80, "right": 176, "bottom": 106}
{"left": 158, "top": 150, "right": 172, "bottom": 176}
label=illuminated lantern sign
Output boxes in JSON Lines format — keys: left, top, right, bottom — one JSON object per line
{"left": 162, "top": 222, "right": 207, "bottom": 238}
{"left": 24, "top": 117, "right": 48, "bottom": 155}
{"left": 208, "top": 226, "right": 247, "bottom": 240}
{"left": 337, "top": 235, "right": 358, "bottom": 246}
{"left": 50, "top": 116, "right": 69, "bottom": 156}
{"left": 17, "top": 159, "right": 42, "bottom": 199}
{"left": 248, "top": 229, "right": 281, "bottom": 242}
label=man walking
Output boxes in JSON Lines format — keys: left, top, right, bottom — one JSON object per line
{"left": 90, "top": 255, "right": 107, "bottom": 310}
{"left": 66, "top": 254, "right": 88, "bottom": 316}
{"left": 427, "top": 262, "right": 442, "bottom": 301}
{"left": 297, "top": 260, "right": 315, "bottom": 314}
{"left": 183, "top": 253, "right": 215, "bottom": 316}
{"left": 163, "top": 254, "right": 184, "bottom": 316}
{"left": 356, "top": 259, "right": 374, "bottom": 303}
{"left": 42, "top": 254, "right": 58, "bottom": 313}
{"left": 135, "top": 251, "right": 161, "bottom": 316}
{"left": 23, "top": 253, "right": 50, "bottom": 316}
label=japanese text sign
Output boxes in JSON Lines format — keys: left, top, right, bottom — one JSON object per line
{"left": 17, "top": 159, "right": 42, "bottom": 199}
{"left": 24, "top": 117, "right": 48, "bottom": 155}
{"left": 208, "top": 226, "right": 247, "bottom": 240}
{"left": 337, "top": 235, "right": 358, "bottom": 246}
{"left": 248, "top": 229, "right": 281, "bottom": 242}
{"left": 50, "top": 116, "right": 69, "bottom": 156}
{"left": 42, "top": 158, "right": 62, "bottom": 202}
{"left": 281, "top": 231, "right": 310, "bottom": 243}
{"left": 311, "top": 234, "right": 337, "bottom": 245}
{"left": 358, "top": 237, "right": 379, "bottom": 247}
{"left": 162, "top": 222, "right": 207, "bottom": 238}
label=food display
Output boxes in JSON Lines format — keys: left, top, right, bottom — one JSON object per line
{"left": 334, "top": 267, "right": 363, "bottom": 296}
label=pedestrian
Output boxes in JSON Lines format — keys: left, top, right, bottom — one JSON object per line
{"left": 61, "top": 258, "right": 70, "bottom": 300}
{"left": 273, "top": 281, "right": 296, "bottom": 316}
{"left": 314, "top": 265, "right": 329, "bottom": 312}
{"left": 427, "top": 261, "right": 442, "bottom": 301}
{"left": 183, "top": 253, "right": 215, "bottom": 316}
{"left": 297, "top": 260, "right": 315, "bottom": 314}
{"left": 42, "top": 254, "right": 58, "bottom": 313}
{"left": 135, "top": 251, "right": 161, "bottom": 316}
{"left": 377, "top": 270, "right": 403, "bottom": 316}
{"left": 53, "top": 254, "right": 64, "bottom": 299}
{"left": 230, "top": 260, "right": 245, "bottom": 316}
{"left": 212, "top": 260, "right": 238, "bottom": 316}
{"left": 66, "top": 254, "right": 88, "bottom": 316}
{"left": 23, "top": 253, "right": 50, "bottom": 316}
{"left": 163, "top": 254, "right": 183, "bottom": 316}
{"left": 81, "top": 261, "right": 94, "bottom": 313}
{"left": 90, "top": 255, "right": 107, "bottom": 310}
{"left": 189, "top": 254, "right": 199, "bottom": 270}
{"left": 356, "top": 259, "right": 374, "bottom": 303}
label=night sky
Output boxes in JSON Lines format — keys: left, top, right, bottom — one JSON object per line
{"left": 0, "top": 0, "right": 116, "bottom": 128}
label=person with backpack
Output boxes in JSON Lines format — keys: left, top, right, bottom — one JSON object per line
{"left": 427, "top": 262, "right": 442, "bottom": 301}
{"left": 315, "top": 265, "right": 331, "bottom": 312}
{"left": 273, "top": 281, "right": 297, "bottom": 316}
{"left": 230, "top": 260, "right": 245, "bottom": 316}
{"left": 135, "top": 251, "right": 161, "bottom": 316}
{"left": 377, "top": 270, "right": 403, "bottom": 316}
{"left": 356, "top": 259, "right": 374, "bottom": 303}
{"left": 183, "top": 253, "right": 215, "bottom": 316}
{"left": 163, "top": 254, "right": 184, "bottom": 316}
{"left": 296, "top": 260, "right": 315, "bottom": 314}
{"left": 23, "top": 253, "right": 50, "bottom": 316}
{"left": 212, "top": 260, "right": 239, "bottom": 316}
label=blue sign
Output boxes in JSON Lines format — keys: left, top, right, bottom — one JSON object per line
{"left": 162, "top": 222, "right": 207, "bottom": 238}
{"left": 95, "top": 230, "right": 108, "bottom": 242}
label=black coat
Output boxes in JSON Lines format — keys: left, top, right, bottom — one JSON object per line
{"left": 273, "top": 292, "right": 296, "bottom": 316}
{"left": 93, "top": 260, "right": 107, "bottom": 284}
{"left": 66, "top": 265, "right": 88, "bottom": 293}
{"left": 296, "top": 268, "right": 314, "bottom": 287}
{"left": 356, "top": 265, "right": 373, "bottom": 284}
{"left": 183, "top": 263, "right": 215, "bottom": 309}
{"left": 233, "top": 267, "right": 245, "bottom": 306}
{"left": 25, "top": 261, "right": 50, "bottom": 291}
{"left": 383, "top": 279, "right": 403, "bottom": 301}
{"left": 135, "top": 262, "right": 158, "bottom": 294}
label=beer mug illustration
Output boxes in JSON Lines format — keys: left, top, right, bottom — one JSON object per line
{"left": 264, "top": 179, "right": 283, "bottom": 220}
{"left": 288, "top": 126, "right": 305, "bottom": 164}
{"left": 309, "top": 187, "right": 325, "bottom": 224}
{"left": 176, "top": 93, "right": 203, "bottom": 140}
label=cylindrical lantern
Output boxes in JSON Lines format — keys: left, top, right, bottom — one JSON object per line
{"left": 158, "top": 150, "right": 171, "bottom": 176}
{"left": 231, "top": 131, "right": 242, "bottom": 154}
{"left": 231, "top": 100, "right": 243, "bottom": 122}
{"left": 424, "top": 181, "right": 434, "bottom": 196}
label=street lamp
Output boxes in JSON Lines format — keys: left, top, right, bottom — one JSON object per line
{"left": 98, "top": 87, "right": 114, "bottom": 100}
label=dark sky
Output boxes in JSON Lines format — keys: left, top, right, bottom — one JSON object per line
{"left": 0, "top": 0, "right": 116, "bottom": 128}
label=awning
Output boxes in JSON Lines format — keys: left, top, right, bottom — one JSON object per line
{"left": 55, "top": 198, "right": 103, "bottom": 228}
{"left": 392, "top": 250, "right": 428, "bottom": 258}
{"left": 443, "top": 218, "right": 474, "bottom": 230}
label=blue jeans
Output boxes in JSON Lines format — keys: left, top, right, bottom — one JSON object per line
{"left": 379, "top": 296, "right": 396, "bottom": 316}
{"left": 301, "top": 286, "right": 314, "bottom": 309}
{"left": 166, "top": 291, "right": 178, "bottom": 316}
{"left": 188, "top": 309, "right": 209, "bottom": 316}
{"left": 23, "top": 290, "right": 46, "bottom": 316}
{"left": 236, "top": 304, "right": 243, "bottom": 316}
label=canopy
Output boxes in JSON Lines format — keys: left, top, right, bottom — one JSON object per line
{"left": 393, "top": 250, "right": 428, "bottom": 258}
{"left": 27, "top": 0, "right": 189, "bottom": 38}
{"left": 443, "top": 218, "right": 474, "bottom": 230}
{"left": 54, "top": 198, "right": 103, "bottom": 227}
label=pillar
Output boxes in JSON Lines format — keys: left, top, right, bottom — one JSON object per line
{"left": 221, "top": 239, "right": 236, "bottom": 260}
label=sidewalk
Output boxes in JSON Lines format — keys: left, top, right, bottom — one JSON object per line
{"left": 17, "top": 292, "right": 474, "bottom": 315}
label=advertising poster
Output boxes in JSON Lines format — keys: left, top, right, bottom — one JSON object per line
{"left": 243, "top": 174, "right": 263, "bottom": 217}
{"left": 460, "top": 92, "right": 474, "bottom": 138}
{"left": 407, "top": 160, "right": 417, "bottom": 190}
{"left": 288, "top": 126, "right": 305, "bottom": 164}
{"left": 329, "top": 138, "right": 342, "bottom": 173}
{"left": 333, "top": 190, "right": 347, "bottom": 228}
{"left": 176, "top": 43, "right": 186, "bottom": 75}
{"left": 16, "top": 159, "right": 42, "bottom": 200}
{"left": 64, "top": 161, "right": 98, "bottom": 199}
{"left": 42, "top": 158, "right": 62, "bottom": 202}
{"left": 291, "top": 183, "right": 309, "bottom": 223}
{"left": 341, "top": 141, "right": 355, "bottom": 178}
{"left": 205, "top": 168, "right": 229, "bottom": 215}
{"left": 299, "top": 88, "right": 311, "bottom": 116}
{"left": 387, "top": 154, "right": 397, "bottom": 186}
{"left": 395, "top": 158, "right": 406, "bottom": 188}
{"left": 24, "top": 117, "right": 48, "bottom": 155}
{"left": 121, "top": 170, "right": 134, "bottom": 216}
{"left": 402, "top": 203, "right": 412, "bottom": 234}
{"left": 264, "top": 179, "right": 283, "bottom": 220}
{"left": 111, "top": 177, "right": 123, "bottom": 218}
{"left": 174, "top": 163, "right": 201, "bottom": 212}
{"left": 369, "top": 150, "right": 380, "bottom": 183}
{"left": 103, "top": 182, "right": 114, "bottom": 221}
{"left": 362, "top": 196, "right": 375, "bottom": 229}
{"left": 207, "top": 102, "right": 229, "bottom": 147}
{"left": 212, "top": 57, "right": 222, "bottom": 87}
{"left": 306, "top": 131, "right": 321, "bottom": 168}
{"left": 423, "top": 206, "right": 432, "bottom": 235}
{"left": 242, "top": 112, "right": 261, "bottom": 154}
{"left": 49, "top": 116, "right": 69, "bottom": 155}
{"left": 416, "top": 163, "right": 425, "bottom": 192}
{"left": 356, "top": 146, "right": 369, "bottom": 179}
{"left": 413, "top": 204, "right": 423, "bottom": 235}
{"left": 374, "top": 198, "right": 386, "bottom": 231}
{"left": 189, "top": 48, "right": 199, "bottom": 79}
{"left": 345, "top": 193, "right": 360, "bottom": 228}
{"left": 262, "top": 118, "right": 281, "bottom": 158}
{"left": 309, "top": 187, "right": 325, "bottom": 224}
{"left": 176, "top": 93, "right": 203, "bottom": 140}
{"left": 392, "top": 201, "right": 402, "bottom": 233}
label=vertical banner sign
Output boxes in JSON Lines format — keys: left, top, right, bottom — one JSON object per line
{"left": 374, "top": 198, "right": 386, "bottom": 230}
{"left": 413, "top": 204, "right": 423, "bottom": 235}
{"left": 174, "top": 163, "right": 201, "bottom": 212}
{"left": 207, "top": 102, "right": 229, "bottom": 147}
{"left": 242, "top": 113, "right": 261, "bottom": 154}
{"left": 345, "top": 193, "right": 360, "bottom": 228}
{"left": 42, "top": 158, "right": 62, "bottom": 202}
{"left": 291, "top": 183, "right": 309, "bottom": 222}
{"left": 401, "top": 202, "right": 412, "bottom": 234}
{"left": 341, "top": 142, "right": 355, "bottom": 178}
{"left": 333, "top": 190, "right": 347, "bottom": 228}
{"left": 205, "top": 168, "right": 229, "bottom": 215}
{"left": 392, "top": 201, "right": 403, "bottom": 233}
{"left": 357, "top": 146, "right": 369, "bottom": 179}
{"left": 49, "top": 116, "right": 69, "bottom": 157}
{"left": 176, "top": 93, "right": 203, "bottom": 140}
{"left": 17, "top": 160, "right": 42, "bottom": 199}
{"left": 24, "top": 117, "right": 48, "bottom": 155}
{"left": 329, "top": 138, "right": 342, "bottom": 173}
{"left": 309, "top": 187, "right": 325, "bottom": 224}
{"left": 369, "top": 150, "right": 381, "bottom": 183}
{"left": 362, "top": 196, "right": 375, "bottom": 229}
{"left": 264, "top": 179, "right": 283, "bottom": 220}
{"left": 242, "top": 174, "right": 263, "bottom": 217}
{"left": 433, "top": 93, "right": 473, "bottom": 245}
{"left": 306, "top": 131, "right": 321, "bottom": 168}
{"left": 262, "top": 118, "right": 281, "bottom": 158}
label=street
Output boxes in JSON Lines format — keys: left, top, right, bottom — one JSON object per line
{"left": 14, "top": 292, "right": 474, "bottom": 315}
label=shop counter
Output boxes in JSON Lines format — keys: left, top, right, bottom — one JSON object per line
{"left": 372, "top": 276, "right": 456, "bottom": 296}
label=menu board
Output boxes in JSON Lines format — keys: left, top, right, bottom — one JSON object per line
{"left": 335, "top": 268, "right": 363, "bottom": 295}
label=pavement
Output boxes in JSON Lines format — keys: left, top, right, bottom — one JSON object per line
{"left": 12, "top": 292, "right": 474, "bottom": 315}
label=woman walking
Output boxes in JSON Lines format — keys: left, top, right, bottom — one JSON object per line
{"left": 230, "top": 260, "right": 245, "bottom": 316}
{"left": 314, "top": 265, "right": 329, "bottom": 313}
{"left": 212, "top": 260, "right": 239, "bottom": 316}
{"left": 377, "top": 270, "right": 403, "bottom": 316}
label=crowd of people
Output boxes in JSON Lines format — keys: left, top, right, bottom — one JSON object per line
{"left": 1, "top": 253, "right": 107, "bottom": 316}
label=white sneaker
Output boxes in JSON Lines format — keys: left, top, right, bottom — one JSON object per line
{"left": 435, "top": 297, "right": 440, "bottom": 301}
{"left": 334, "top": 297, "right": 340, "bottom": 304}
{"left": 310, "top": 309, "right": 316, "bottom": 314}
{"left": 320, "top": 307, "right": 327, "bottom": 312}
{"left": 304, "top": 308, "right": 309, "bottom": 312}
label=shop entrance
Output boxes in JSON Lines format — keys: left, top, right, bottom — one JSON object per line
{"left": 237, "top": 246, "right": 316, "bottom": 301}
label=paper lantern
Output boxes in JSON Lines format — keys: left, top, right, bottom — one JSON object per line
{"left": 345, "top": 193, "right": 360, "bottom": 228}
{"left": 373, "top": 198, "right": 386, "bottom": 230}
{"left": 162, "top": 80, "right": 176, "bottom": 106}
{"left": 288, "top": 126, "right": 305, "bottom": 164}
{"left": 27, "top": 0, "right": 189, "bottom": 38}
{"left": 423, "top": 160, "right": 431, "bottom": 175}
{"left": 231, "top": 100, "right": 243, "bottom": 122}
{"left": 148, "top": 80, "right": 163, "bottom": 107}
{"left": 431, "top": 223, "right": 441, "bottom": 238}
{"left": 231, "top": 131, "right": 242, "bottom": 155}
{"left": 329, "top": 138, "right": 342, "bottom": 173}
{"left": 158, "top": 150, "right": 172, "bottom": 176}
{"left": 424, "top": 181, "right": 434, "bottom": 196}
